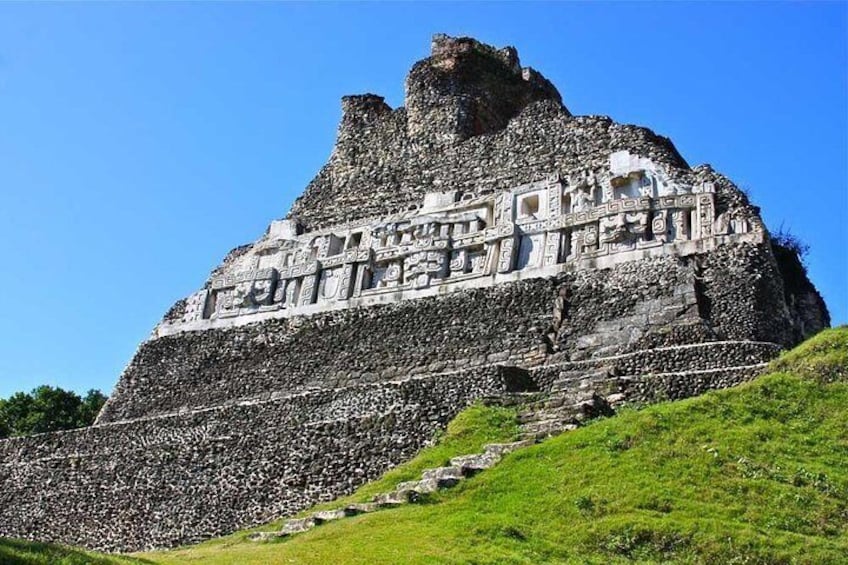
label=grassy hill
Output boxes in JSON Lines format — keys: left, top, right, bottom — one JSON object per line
{"left": 0, "top": 538, "right": 143, "bottom": 565}
{"left": 3, "top": 327, "right": 846, "bottom": 564}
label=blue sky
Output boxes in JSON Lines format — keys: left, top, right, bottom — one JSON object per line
{"left": 0, "top": 2, "right": 845, "bottom": 399}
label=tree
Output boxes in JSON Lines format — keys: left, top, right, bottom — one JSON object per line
{"left": 0, "top": 386, "right": 108, "bottom": 438}
{"left": 0, "top": 399, "right": 9, "bottom": 439}
{"left": 80, "top": 389, "right": 108, "bottom": 425}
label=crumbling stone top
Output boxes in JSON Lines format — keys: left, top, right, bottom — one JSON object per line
{"left": 287, "top": 34, "right": 694, "bottom": 232}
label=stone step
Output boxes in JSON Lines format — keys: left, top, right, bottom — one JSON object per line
{"left": 372, "top": 490, "right": 411, "bottom": 507}
{"left": 449, "top": 452, "right": 500, "bottom": 474}
{"left": 519, "top": 422, "right": 578, "bottom": 441}
{"left": 264, "top": 440, "right": 543, "bottom": 542}
{"left": 420, "top": 465, "right": 464, "bottom": 481}
{"left": 520, "top": 400, "right": 593, "bottom": 417}
{"left": 550, "top": 379, "right": 601, "bottom": 394}
{"left": 279, "top": 517, "right": 316, "bottom": 537}
{"left": 343, "top": 502, "right": 378, "bottom": 515}
{"left": 605, "top": 392, "right": 627, "bottom": 406}
{"left": 520, "top": 417, "right": 572, "bottom": 433}
{"left": 550, "top": 368, "right": 614, "bottom": 391}
{"left": 488, "top": 392, "right": 545, "bottom": 407}
{"left": 483, "top": 439, "right": 535, "bottom": 456}
{"left": 396, "top": 478, "right": 441, "bottom": 494}
{"left": 312, "top": 509, "right": 347, "bottom": 524}
{"left": 247, "top": 531, "right": 280, "bottom": 542}
{"left": 518, "top": 406, "right": 582, "bottom": 423}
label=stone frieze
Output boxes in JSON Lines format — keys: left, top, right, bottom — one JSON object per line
{"left": 159, "top": 151, "right": 763, "bottom": 334}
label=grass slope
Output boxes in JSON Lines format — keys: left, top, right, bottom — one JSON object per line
{"left": 6, "top": 328, "right": 848, "bottom": 564}
{"left": 0, "top": 538, "right": 146, "bottom": 565}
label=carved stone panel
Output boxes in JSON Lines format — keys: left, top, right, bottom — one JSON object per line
{"left": 299, "top": 273, "right": 319, "bottom": 306}
{"left": 696, "top": 194, "right": 715, "bottom": 239}
{"left": 338, "top": 263, "right": 356, "bottom": 300}
{"left": 449, "top": 249, "right": 468, "bottom": 274}
{"left": 182, "top": 290, "right": 208, "bottom": 323}
{"left": 318, "top": 268, "right": 341, "bottom": 300}
{"left": 543, "top": 231, "right": 560, "bottom": 267}
{"left": 652, "top": 210, "right": 669, "bottom": 243}
{"left": 498, "top": 236, "right": 516, "bottom": 273}
{"left": 468, "top": 250, "right": 487, "bottom": 274}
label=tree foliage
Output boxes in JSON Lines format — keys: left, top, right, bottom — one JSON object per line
{"left": 0, "top": 386, "right": 107, "bottom": 439}
{"left": 770, "top": 225, "right": 813, "bottom": 300}
{"left": 771, "top": 225, "right": 810, "bottom": 264}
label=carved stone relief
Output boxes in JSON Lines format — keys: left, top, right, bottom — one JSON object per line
{"left": 163, "top": 151, "right": 759, "bottom": 331}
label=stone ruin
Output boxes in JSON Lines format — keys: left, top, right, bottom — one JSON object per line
{"left": 0, "top": 34, "right": 829, "bottom": 552}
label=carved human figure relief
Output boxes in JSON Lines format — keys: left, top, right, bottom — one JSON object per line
{"left": 285, "top": 279, "right": 299, "bottom": 305}
{"left": 251, "top": 278, "right": 276, "bottom": 306}
{"left": 273, "top": 279, "right": 288, "bottom": 306}
{"left": 571, "top": 229, "right": 584, "bottom": 258}
{"left": 713, "top": 211, "right": 731, "bottom": 235}
{"left": 572, "top": 186, "right": 594, "bottom": 212}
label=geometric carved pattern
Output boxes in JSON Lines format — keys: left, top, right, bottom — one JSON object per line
{"left": 167, "top": 151, "right": 760, "bottom": 330}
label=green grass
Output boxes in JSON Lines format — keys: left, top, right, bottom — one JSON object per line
{"left": 0, "top": 538, "right": 147, "bottom": 565}
{"left": 769, "top": 324, "right": 848, "bottom": 383}
{"left": 10, "top": 327, "right": 848, "bottom": 564}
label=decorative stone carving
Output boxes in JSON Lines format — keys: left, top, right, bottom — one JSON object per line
{"left": 450, "top": 249, "right": 467, "bottom": 273}
{"left": 599, "top": 212, "right": 648, "bottom": 250}
{"left": 468, "top": 250, "right": 487, "bottom": 274}
{"left": 299, "top": 271, "right": 318, "bottom": 306}
{"left": 157, "top": 152, "right": 756, "bottom": 332}
{"left": 318, "top": 268, "right": 341, "bottom": 300}
{"left": 652, "top": 210, "right": 669, "bottom": 243}
{"left": 209, "top": 269, "right": 279, "bottom": 318}
{"left": 181, "top": 291, "right": 209, "bottom": 323}
{"left": 498, "top": 236, "right": 516, "bottom": 273}
{"left": 516, "top": 234, "right": 543, "bottom": 270}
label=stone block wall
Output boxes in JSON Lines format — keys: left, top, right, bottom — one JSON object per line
{"left": 99, "top": 277, "right": 556, "bottom": 423}
{"left": 0, "top": 366, "right": 521, "bottom": 552}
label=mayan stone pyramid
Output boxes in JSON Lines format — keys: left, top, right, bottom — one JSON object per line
{"left": 0, "top": 34, "right": 829, "bottom": 552}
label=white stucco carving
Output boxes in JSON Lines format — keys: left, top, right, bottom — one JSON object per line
{"left": 157, "top": 152, "right": 763, "bottom": 336}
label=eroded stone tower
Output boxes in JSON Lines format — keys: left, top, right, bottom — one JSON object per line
{"left": 0, "top": 35, "right": 828, "bottom": 552}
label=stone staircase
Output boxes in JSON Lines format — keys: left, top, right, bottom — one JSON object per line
{"left": 517, "top": 367, "right": 615, "bottom": 440}
{"left": 248, "top": 439, "right": 535, "bottom": 541}
{"left": 248, "top": 367, "right": 622, "bottom": 543}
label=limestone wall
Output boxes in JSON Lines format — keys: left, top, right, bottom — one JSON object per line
{"left": 0, "top": 366, "right": 522, "bottom": 552}
{"left": 99, "top": 277, "right": 555, "bottom": 423}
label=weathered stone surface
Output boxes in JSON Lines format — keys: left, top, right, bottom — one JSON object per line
{"left": 0, "top": 33, "right": 829, "bottom": 553}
